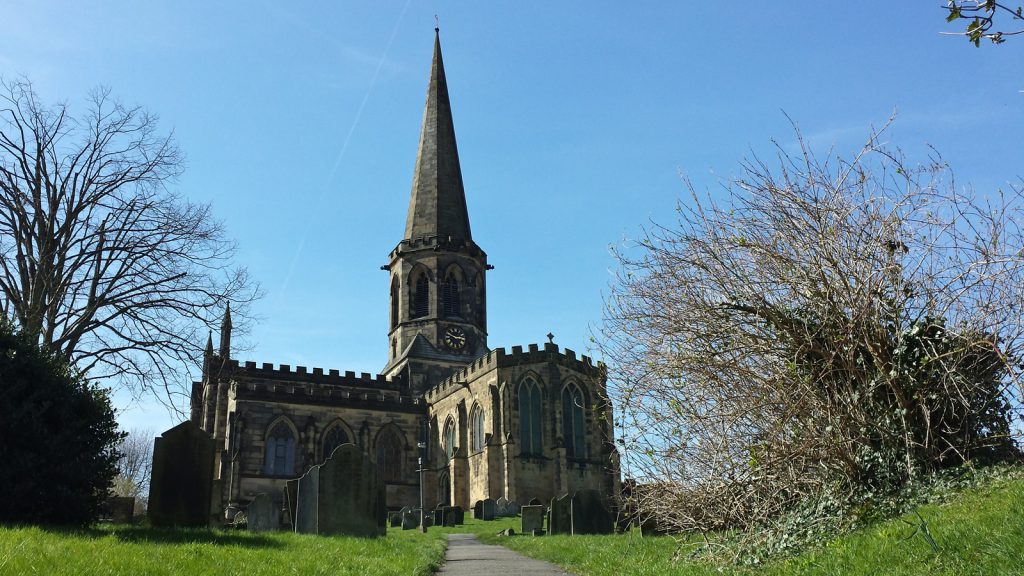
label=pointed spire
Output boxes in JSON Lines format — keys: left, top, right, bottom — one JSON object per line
{"left": 405, "top": 28, "right": 472, "bottom": 243}
{"left": 205, "top": 331, "right": 214, "bottom": 356}
{"left": 219, "top": 303, "right": 232, "bottom": 358}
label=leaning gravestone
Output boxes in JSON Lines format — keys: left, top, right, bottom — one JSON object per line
{"left": 472, "top": 500, "right": 483, "bottom": 519}
{"left": 292, "top": 443, "right": 386, "bottom": 536}
{"left": 521, "top": 505, "right": 544, "bottom": 533}
{"left": 284, "top": 480, "right": 299, "bottom": 530}
{"left": 247, "top": 493, "right": 279, "bottom": 532}
{"left": 148, "top": 421, "right": 216, "bottom": 528}
{"left": 570, "top": 489, "right": 614, "bottom": 535}
{"left": 548, "top": 494, "right": 572, "bottom": 535}
{"left": 481, "top": 498, "right": 496, "bottom": 521}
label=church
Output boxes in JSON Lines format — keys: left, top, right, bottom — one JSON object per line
{"left": 190, "top": 30, "right": 620, "bottom": 518}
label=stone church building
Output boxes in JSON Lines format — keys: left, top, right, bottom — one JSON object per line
{"left": 190, "top": 31, "right": 619, "bottom": 517}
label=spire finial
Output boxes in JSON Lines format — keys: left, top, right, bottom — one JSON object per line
{"left": 434, "top": 14, "right": 439, "bottom": 32}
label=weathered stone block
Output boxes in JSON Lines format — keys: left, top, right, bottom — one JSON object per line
{"left": 148, "top": 422, "right": 215, "bottom": 528}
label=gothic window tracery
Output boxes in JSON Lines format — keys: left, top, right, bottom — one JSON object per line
{"left": 263, "top": 419, "right": 297, "bottom": 476}
{"left": 376, "top": 427, "right": 404, "bottom": 482}
{"left": 562, "top": 383, "right": 587, "bottom": 458}
{"left": 518, "top": 378, "right": 543, "bottom": 455}
{"left": 443, "top": 418, "right": 457, "bottom": 460}
{"left": 322, "top": 422, "right": 350, "bottom": 461}
{"left": 470, "top": 405, "right": 485, "bottom": 453}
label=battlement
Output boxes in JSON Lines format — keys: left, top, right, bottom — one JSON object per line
{"left": 387, "top": 235, "right": 486, "bottom": 260}
{"left": 426, "top": 342, "right": 604, "bottom": 399}
{"left": 221, "top": 358, "right": 403, "bottom": 390}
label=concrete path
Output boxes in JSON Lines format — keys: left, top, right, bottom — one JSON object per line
{"left": 437, "top": 533, "right": 577, "bottom": 576}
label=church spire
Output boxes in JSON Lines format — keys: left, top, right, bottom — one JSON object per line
{"left": 219, "top": 303, "right": 232, "bottom": 358}
{"left": 404, "top": 28, "right": 472, "bottom": 243}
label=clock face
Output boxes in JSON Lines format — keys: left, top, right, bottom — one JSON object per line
{"left": 443, "top": 326, "right": 467, "bottom": 351}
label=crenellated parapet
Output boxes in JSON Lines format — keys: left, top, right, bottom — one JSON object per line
{"left": 424, "top": 342, "right": 605, "bottom": 402}
{"left": 218, "top": 358, "right": 425, "bottom": 413}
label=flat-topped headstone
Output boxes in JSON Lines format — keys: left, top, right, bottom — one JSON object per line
{"left": 571, "top": 489, "right": 614, "bottom": 535}
{"left": 481, "top": 498, "right": 496, "bottom": 521}
{"left": 148, "top": 421, "right": 216, "bottom": 528}
{"left": 449, "top": 505, "right": 464, "bottom": 525}
{"left": 247, "top": 493, "right": 279, "bottom": 532}
{"left": 521, "top": 505, "right": 544, "bottom": 533}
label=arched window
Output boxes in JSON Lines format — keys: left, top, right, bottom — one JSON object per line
{"left": 411, "top": 274, "right": 429, "bottom": 318}
{"left": 443, "top": 418, "right": 457, "bottom": 460}
{"left": 263, "top": 419, "right": 296, "bottom": 476}
{"left": 390, "top": 278, "right": 399, "bottom": 328}
{"left": 441, "top": 272, "right": 461, "bottom": 317}
{"left": 322, "top": 422, "right": 350, "bottom": 461}
{"left": 438, "top": 469, "right": 451, "bottom": 505}
{"left": 376, "top": 427, "right": 404, "bottom": 482}
{"left": 470, "top": 405, "right": 485, "bottom": 453}
{"left": 518, "top": 378, "right": 543, "bottom": 455}
{"left": 562, "top": 383, "right": 587, "bottom": 458}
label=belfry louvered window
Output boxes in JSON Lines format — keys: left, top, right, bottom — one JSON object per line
{"left": 412, "top": 274, "right": 429, "bottom": 318}
{"left": 442, "top": 273, "right": 460, "bottom": 317}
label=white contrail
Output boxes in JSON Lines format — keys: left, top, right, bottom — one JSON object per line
{"left": 281, "top": 0, "right": 412, "bottom": 294}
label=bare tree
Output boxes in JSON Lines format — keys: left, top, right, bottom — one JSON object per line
{"left": 112, "top": 427, "right": 154, "bottom": 513}
{"left": 600, "top": 124, "right": 1023, "bottom": 559}
{"left": 944, "top": 1, "right": 1024, "bottom": 45}
{"left": 0, "top": 78, "right": 258, "bottom": 406}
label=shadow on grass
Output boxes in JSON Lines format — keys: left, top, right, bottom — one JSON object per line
{"left": 41, "top": 524, "right": 285, "bottom": 549}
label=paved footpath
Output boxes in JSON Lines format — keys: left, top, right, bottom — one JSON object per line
{"left": 437, "top": 533, "right": 577, "bottom": 576}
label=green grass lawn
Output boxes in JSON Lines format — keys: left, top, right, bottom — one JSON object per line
{"left": 0, "top": 523, "right": 447, "bottom": 576}
{"left": 2, "top": 473, "right": 1021, "bottom": 576}
{"left": 466, "top": 472, "right": 1024, "bottom": 576}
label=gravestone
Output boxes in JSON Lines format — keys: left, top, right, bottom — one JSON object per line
{"left": 442, "top": 506, "right": 457, "bottom": 527}
{"left": 548, "top": 494, "right": 572, "bottom": 535}
{"left": 528, "top": 498, "right": 541, "bottom": 506}
{"left": 481, "top": 498, "right": 496, "bottom": 521}
{"left": 292, "top": 443, "right": 386, "bottom": 536}
{"left": 247, "top": 493, "right": 279, "bottom": 532}
{"left": 284, "top": 480, "right": 299, "bottom": 530}
{"left": 108, "top": 496, "right": 135, "bottom": 524}
{"left": 148, "top": 421, "right": 216, "bottom": 528}
{"left": 496, "top": 497, "right": 509, "bottom": 517}
{"left": 472, "top": 500, "right": 483, "bottom": 519}
{"left": 570, "top": 489, "right": 614, "bottom": 535}
{"left": 434, "top": 507, "right": 446, "bottom": 526}
{"left": 389, "top": 512, "right": 401, "bottom": 528}
{"left": 506, "top": 500, "right": 520, "bottom": 516}
{"left": 449, "top": 505, "right": 464, "bottom": 525}
{"left": 294, "top": 466, "right": 320, "bottom": 534}
{"left": 521, "top": 505, "right": 544, "bottom": 533}
{"left": 401, "top": 508, "right": 419, "bottom": 530}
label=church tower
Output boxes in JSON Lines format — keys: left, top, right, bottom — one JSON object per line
{"left": 383, "top": 29, "right": 489, "bottom": 392}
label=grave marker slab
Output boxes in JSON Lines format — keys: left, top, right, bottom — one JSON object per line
{"left": 148, "top": 421, "right": 216, "bottom": 528}
{"left": 548, "top": 494, "right": 572, "bottom": 535}
{"left": 481, "top": 498, "right": 496, "bottom": 521}
{"left": 292, "top": 443, "right": 386, "bottom": 536}
{"left": 570, "top": 489, "right": 614, "bottom": 535}
{"left": 521, "top": 505, "right": 544, "bottom": 533}
{"left": 247, "top": 493, "right": 279, "bottom": 532}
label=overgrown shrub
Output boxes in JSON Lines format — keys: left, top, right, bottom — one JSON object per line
{"left": 0, "top": 319, "right": 124, "bottom": 525}
{"left": 603, "top": 126, "right": 1023, "bottom": 561}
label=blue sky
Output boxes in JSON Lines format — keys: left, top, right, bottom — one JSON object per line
{"left": 2, "top": 2, "right": 1022, "bottom": 434}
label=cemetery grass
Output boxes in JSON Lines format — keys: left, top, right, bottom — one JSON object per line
{"left": 467, "top": 473, "right": 1024, "bottom": 575}
{"left": 0, "top": 523, "right": 447, "bottom": 576}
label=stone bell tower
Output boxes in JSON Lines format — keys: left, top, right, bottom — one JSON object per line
{"left": 382, "top": 29, "right": 489, "bottom": 392}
